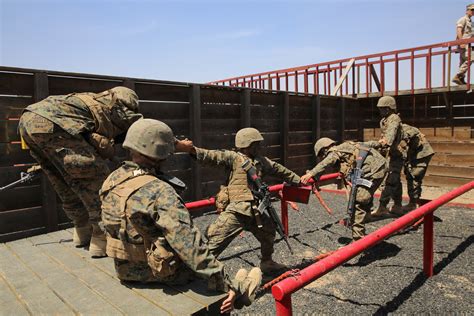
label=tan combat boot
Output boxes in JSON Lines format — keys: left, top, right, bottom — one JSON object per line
{"left": 89, "top": 228, "right": 107, "bottom": 258}
{"left": 260, "top": 259, "right": 287, "bottom": 274}
{"left": 73, "top": 225, "right": 92, "bottom": 247}
{"left": 371, "top": 204, "right": 389, "bottom": 217}
{"left": 390, "top": 204, "right": 405, "bottom": 216}
{"left": 234, "top": 268, "right": 262, "bottom": 309}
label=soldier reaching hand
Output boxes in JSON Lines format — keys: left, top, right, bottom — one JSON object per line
{"left": 100, "top": 119, "right": 261, "bottom": 314}
{"left": 179, "top": 128, "right": 301, "bottom": 274}
{"left": 301, "top": 138, "right": 387, "bottom": 241}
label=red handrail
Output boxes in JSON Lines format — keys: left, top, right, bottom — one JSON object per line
{"left": 208, "top": 38, "right": 474, "bottom": 96}
{"left": 271, "top": 181, "right": 474, "bottom": 316}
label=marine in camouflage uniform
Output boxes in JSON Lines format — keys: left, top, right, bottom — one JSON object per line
{"left": 371, "top": 96, "right": 405, "bottom": 216}
{"left": 301, "top": 138, "right": 387, "bottom": 240}
{"left": 100, "top": 119, "right": 261, "bottom": 313}
{"left": 18, "top": 87, "right": 142, "bottom": 257}
{"left": 452, "top": 4, "right": 474, "bottom": 85}
{"left": 400, "top": 124, "right": 435, "bottom": 211}
{"left": 180, "top": 128, "right": 300, "bottom": 274}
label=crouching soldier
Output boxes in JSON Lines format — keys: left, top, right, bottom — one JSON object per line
{"left": 401, "top": 124, "right": 435, "bottom": 212}
{"left": 179, "top": 128, "right": 301, "bottom": 274}
{"left": 19, "top": 87, "right": 143, "bottom": 257}
{"left": 301, "top": 138, "right": 387, "bottom": 241}
{"left": 100, "top": 119, "right": 261, "bottom": 313}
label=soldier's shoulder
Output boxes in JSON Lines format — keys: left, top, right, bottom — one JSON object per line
{"left": 457, "top": 15, "right": 468, "bottom": 25}
{"left": 387, "top": 113, "right": 401, "bottom": 123}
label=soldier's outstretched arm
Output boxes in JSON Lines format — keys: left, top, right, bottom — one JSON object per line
{"left": 301, "top": 152, "right": 339, "bottom": 184}
{"left": 263, "top": 157, "right": 301, "bottom": 184}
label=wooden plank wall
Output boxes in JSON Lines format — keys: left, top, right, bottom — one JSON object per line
{"left": 0, "top": 67, "right": 356, "bottom": 242}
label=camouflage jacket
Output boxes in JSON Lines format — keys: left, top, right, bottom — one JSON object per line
{"left": 100, "top": 161, "right": 237, "bottom": 292}
{"left": 307, "top": 142, "right": 387, "bottom": 180}
{"left": 380, "top": 113, "right": 403, "bottom": 157}
{"left": 401, "top": 124, "right": 435, "bottom": 162}
{"left": 25, "top": 93, "right": 142, "bottom": 138}
{"left": 194, "top": 148, "right": 300, "bottom": 216}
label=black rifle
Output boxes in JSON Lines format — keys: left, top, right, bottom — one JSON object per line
{"left": 242, "top": 160, "right": 294, "bottom": 254}
{"left": 0, "top": 165, "right": 42, "bottom": 192}
{"left": 345, "top": 146, "right": 372, "bottom": 226}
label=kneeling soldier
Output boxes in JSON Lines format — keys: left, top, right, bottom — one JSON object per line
{"left": 401, "top": 124, "right": 435, "bottom": 212}
{"left": 179, "top": 128, "right": 301, "bottom": 274}
{"left": 19, "top": 87, "right": 143, "bottom": 257}
{"left": 301, "top": 138, "right": 387, "bottom": 241}
{"left": 100, "top": 119, "right": 261, "bottom": 313}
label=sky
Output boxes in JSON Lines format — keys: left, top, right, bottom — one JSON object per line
{"left": 0, "top": 0, "right": 468, "bottom": 83}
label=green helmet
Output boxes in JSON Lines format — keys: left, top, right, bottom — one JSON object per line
{"left": 314, "top": 137, "right": 335, "bottom": 157}
{"left": 376, "top": 96, "right": 397, "bottom": 110}
{"left": 235, "top": 127, "right": 264, "bottom": 148}
{"left": 123, "top": 119, "right": 175, "bottom": 160}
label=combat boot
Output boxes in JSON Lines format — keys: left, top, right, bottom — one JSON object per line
{"left": 402, "top": 202, "right": 418, "bottom": 212}
{"left": 371, "top": 204, "right": 389, "bottom": 217}
{"left": 89, "top": 229, "right": 107, "bottom": 258}
{"left": 234, "top": 267, "right": 262, "bottom": 308}
{"left": 73, "top": 225, "right": 92, "bottom": 247}
{"left": 260, "top": 259, "right": 287, "bottom": 274}
{"left": 390, "top": 204, "right": 405, "bottom": 216}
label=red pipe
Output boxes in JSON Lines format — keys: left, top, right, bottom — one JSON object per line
{"left": 423, "top": 212, "right": 434, "bottom": 277}
{"left": 185, "top": 173, "right": 341, "bottom": 211}
{"left": 272, "top": 181, "right": 474, "bottom": 303}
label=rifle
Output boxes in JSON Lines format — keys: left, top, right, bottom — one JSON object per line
{"left": 0, "top": 165, "right": 42, "bottom": 192}
{"left": 345, "top": 146, "right": 373, "bottom": 226}
{"left": 242, "top": 160, "right": 293, "bottom": 254}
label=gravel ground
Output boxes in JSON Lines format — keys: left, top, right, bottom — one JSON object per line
{"left": 192, "top": 191, "right": 474, "bottom": 315}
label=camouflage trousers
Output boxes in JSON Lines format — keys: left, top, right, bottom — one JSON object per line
{"left": 352, "top": 167, "right": 386, "bottom": 240}
{"left": 379, "top": 155, "right": 404, "bottom": 207}
{"left": 19, "top": 111, "right": 110, "bottom": 228}
{"left": 206, "top": 202, "right": 276, "bottom": 260}
{"left": 404, "top": 155, "right": 432, "bottom": 202}
{"left": 114, "top": 259, "right": 193, "bottom": 284}
{"left": 457, "top": 47, "right": 474, "bottom": 77}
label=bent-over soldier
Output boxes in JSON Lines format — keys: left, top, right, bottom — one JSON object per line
{"left": 301, "top": 138, "right": 387, "bottom": 241}
{"left": 401, "top": 124, "right": 435, "bottom": 212}
{"left": 371, "top": 96, "right": 405, "bottom": 217}
{"left": 180, "top": 128, "right": 301, "bottom": 274}
{"left": 100, "top": 119, "right": 261, "bottom": 313}
{"left": 19, "top": 87, "right": 142, "bottom": 257}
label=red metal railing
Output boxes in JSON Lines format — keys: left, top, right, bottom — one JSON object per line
{"left": 185, "top": 173, "right": 341, "bottom": 237}
{"left": 271, "top": 181, "right": 474, "bottom": 316}
{"left": 209, "top": 39, "right": 474, "bottom": 96}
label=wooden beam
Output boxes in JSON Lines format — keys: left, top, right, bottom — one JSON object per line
{"left": 240, "top": 89, "right": 251, "bottom": 128}
{"left": 369, "top": 64, "right": 381, "bottom": 92}
{"left": 280, "top": 92, "right": 289, "bottom": 166}
{"left": 311, "top": 95, "right": 321, "bottom": 164}
{"left": 189, "top": 84, "right": 202, "bottom": 200}
{"left": 34, "top": 72, "right": 59, "bottom": 233}
{"left": 332, "top": 58, "right": 355, "bottom": 96}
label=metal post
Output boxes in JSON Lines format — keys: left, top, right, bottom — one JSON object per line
{"left": 423, "top": 212, "right": 434, "bottom": 277}
{"left": 275, "top": 295, "right": 292, "bottom": 316}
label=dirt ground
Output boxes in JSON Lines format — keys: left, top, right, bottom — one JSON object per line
{"left": 192, "top": 188, "right": 474, "bottom": 315}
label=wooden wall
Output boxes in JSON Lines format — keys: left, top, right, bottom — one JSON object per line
{"left": 0, "top": 67, "right": 355, "bottom": 242}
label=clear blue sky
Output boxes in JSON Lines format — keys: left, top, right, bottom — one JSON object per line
{"left": 0, "top": 0, "right": 466, "bottom": 83}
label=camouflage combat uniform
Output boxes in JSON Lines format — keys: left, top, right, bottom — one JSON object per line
{"left": 193, "top": 148, "right": 300, "bottom": 259}
{"left": 306, "top": 142, "right": 387, "bottom": 240}
{"left": 378, "top": 112, "right": 404, "bottom": 208}
{"left": 100, "top": 161, "right": 241, "bottom": 293}
{"left": 401, "top": 124, "right": 435, "bottom": 203}
{"left": 18, "top": 89, "right": 142, "bottom": 229}
{"left": 456, "top": 14, "right": 474, "bottom": 79}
